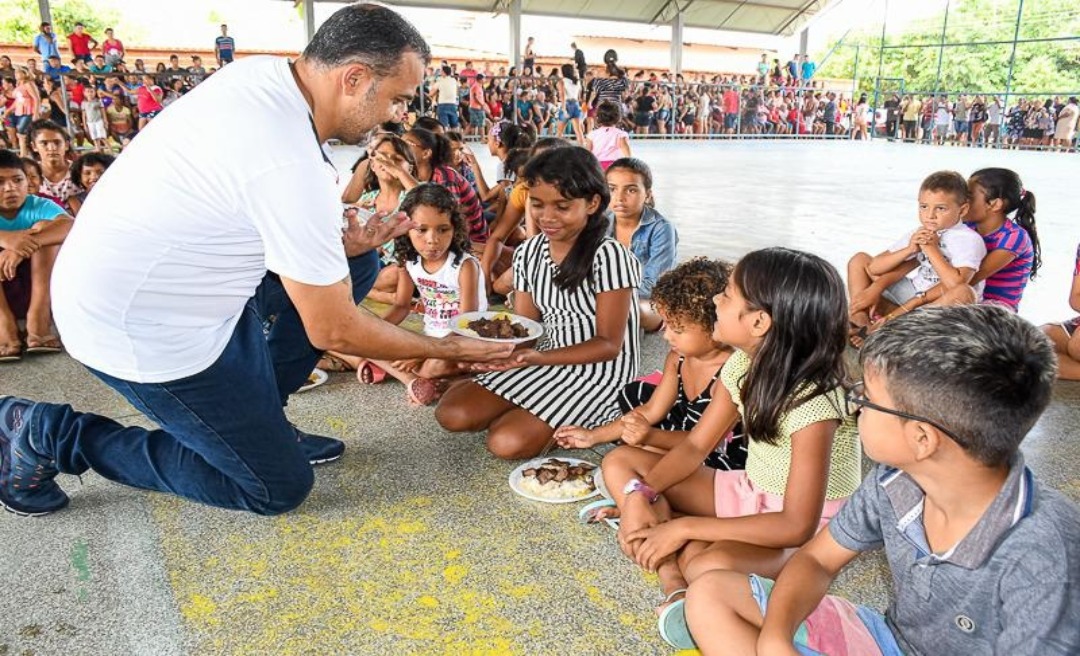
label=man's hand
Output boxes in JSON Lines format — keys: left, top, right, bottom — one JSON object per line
{"left": 0, "top": 250, "right": 25, "bottom": 281}
{"left": 342, "top": 209, "right": 414, "bottom": 258}
{"left": 437, "top": 334, "right": 515, "bottom": 363}
{"left": 0, "top": 232, "right": 39, "bottom": 258}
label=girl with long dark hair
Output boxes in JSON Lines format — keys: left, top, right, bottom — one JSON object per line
{"left": 436, "top": 147, "right": 641, "bottom": 460}
{"left": 965, "top": 168, "right": 1040, "bottom": 312}
{"left": 599, "top": 247, "right": 862, "bottom": 649}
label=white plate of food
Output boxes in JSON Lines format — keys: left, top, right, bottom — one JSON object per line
{"left": 509, "top": 457, "right": 601, "bottom": 504}
{"left": 297, "top": 368, "right": 328, "bottom": 393}
{"left": 451, "top": 311, "right": 543, "bottom": 344}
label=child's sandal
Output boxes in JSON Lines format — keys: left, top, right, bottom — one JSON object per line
{"left": 657, "top": 592, "right": 696, "bottom": 650}
{"left": 356, "top": 361, "right": 387, "bottom": 384}
{"left": 578, "top": 499, "right": 620, "bottom": 530}
{"left": 406, "top": 377, "right": 441, "bottom": 406}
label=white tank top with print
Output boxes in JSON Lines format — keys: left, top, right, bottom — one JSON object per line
{"left": 405, "top": 253, "right": 488, "bottom": 337}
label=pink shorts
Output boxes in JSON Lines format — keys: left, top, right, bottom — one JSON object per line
{"left": 713, "top": 469, "right": 846, "bottom": 531}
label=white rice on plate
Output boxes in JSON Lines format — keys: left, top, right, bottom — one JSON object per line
{"left": 518, "top": 476, "right": 595, "bottom": 500}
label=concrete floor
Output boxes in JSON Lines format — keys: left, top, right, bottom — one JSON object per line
{"left": 2, "top": 140, "right": 1078, "bottom": 655}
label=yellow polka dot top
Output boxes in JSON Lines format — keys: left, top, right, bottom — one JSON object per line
{"left": 720, "top": 350, "right": 862, "bottom": 500}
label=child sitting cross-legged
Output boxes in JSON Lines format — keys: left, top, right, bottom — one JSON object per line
{"left": 553, "top": 258, "right": 737, "bottom": 463}
{"left": 326, "top": 183, "right": 485, "bottom": 406}
{"left": 600, "top": 247, "right": 862, "bottom": 649}
{"left": 848, "top": 171, "right": 986, "bottom": 345}
{"left": 0, "top": 149, "right": 73, "bottom": 361}
{"left": 687, "top": 305, "right": 1080, "bottom": 655}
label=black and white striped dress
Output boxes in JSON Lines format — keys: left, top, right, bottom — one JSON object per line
{"left": 477, "top": 235, "right": 641, "bottom": 428}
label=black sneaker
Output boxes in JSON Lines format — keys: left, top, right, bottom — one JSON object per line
{"left": 0, "top": 396, "right": 69, "bottom": 516}
{"left": 293, "top": 425, "right": 345, "bottom": 465}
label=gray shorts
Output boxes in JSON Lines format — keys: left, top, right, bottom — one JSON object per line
{"left": 882, "top": 277, "right": 918, "bottom": 306}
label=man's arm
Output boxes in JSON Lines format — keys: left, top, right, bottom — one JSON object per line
{"left": 282, "top": 275, "right": 511, "bottom": 363}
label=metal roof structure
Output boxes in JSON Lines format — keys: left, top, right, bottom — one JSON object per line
{"left": 414, "top": 0, "right": 828, "bottom": 36}
{"left": 303, "top": 0, "right": 836, "bottom": 37}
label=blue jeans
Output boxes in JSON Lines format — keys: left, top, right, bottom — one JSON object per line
{"left": 437, "top": 103, "right": 460, "bottom": 128}
{"left": 21, "top": 250, "right": 379, "bottom": 514}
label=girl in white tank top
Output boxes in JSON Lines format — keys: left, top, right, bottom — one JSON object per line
{"left": 357, "top": 184, "right": 487, "bottom": 406}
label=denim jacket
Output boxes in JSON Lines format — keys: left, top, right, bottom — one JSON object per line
{"left": 606, "top": 206, "right": 678, "bottom": 298}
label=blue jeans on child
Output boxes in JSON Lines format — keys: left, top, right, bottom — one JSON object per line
{"left": 17, "top": 250, "right": 379, "bottom": 515}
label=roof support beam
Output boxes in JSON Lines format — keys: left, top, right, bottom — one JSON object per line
{"left": 508, "top": 0, "right": 522, "bottom": 69}
{"left": 670, "top": 8, "right": 685, "bottom": 74}
{"left": 303, "top": 0, "right": 316, "bottom": 44}
{"left": 776, "top": 0, "right": 819, "bottom": 35}
{"left": 649, "top": 0, "right": 679, "bottom": 24}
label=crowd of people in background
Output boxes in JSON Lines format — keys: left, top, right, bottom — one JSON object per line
{"left": 0, "top": 20, "right": 236, "bottom": 157}
{"left": 407, "top": 41, "right": 1078, "bottom": 152}
{"left": 5, "top": 24, "right": 1077, "bottom": 155}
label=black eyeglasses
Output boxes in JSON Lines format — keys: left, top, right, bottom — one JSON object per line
{"left": 845, "top": 381, "right": 965, "bottom": 445}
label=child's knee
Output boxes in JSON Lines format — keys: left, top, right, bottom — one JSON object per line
{"left": 485, "top": 429, "right": 541, "bottom": 460}
{"left": 683, "top": 541, "right": 741, "bottom": 582}
{"left": 600, "top": 444, "right": 639, "bottom": 476}
{"left": 847, "top": 251, "right": 871, "bottom": 273}
{"left": 941, "top": 285, "right": 977, "bottom": 305}
{"left": 434, "top": 399, "right": 474, "bottom": 432}
{"left": 686, "top": 570, "right": 752, "bottom": 627}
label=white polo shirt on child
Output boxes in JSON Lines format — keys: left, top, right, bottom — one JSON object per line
{"left": 889, "top": 222, "right": 986, "bottom": 295}
{"left": 52, "top": 57, "right": 348, "bottom": 384}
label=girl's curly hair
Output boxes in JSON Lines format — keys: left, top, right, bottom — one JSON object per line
{"left": 651, "top": 257, "right": 731, "bottom": 331}
{"left": 394, "top": 183, "right": 471, "bottom": 267}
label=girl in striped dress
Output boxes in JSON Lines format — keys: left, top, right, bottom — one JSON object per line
{"left": 436, "top": 147, "right": 641, "bottom": 459}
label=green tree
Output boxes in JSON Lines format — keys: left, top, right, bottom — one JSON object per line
{"left": 816, "top": 0, "right": 1080, "bottom": 98}
{"left": 0, "top": 0, "right": 123, "bottom": 44}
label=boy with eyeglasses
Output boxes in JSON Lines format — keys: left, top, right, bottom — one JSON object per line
{"left": 683, "top": 305, "right": 1080, "bottom": 655}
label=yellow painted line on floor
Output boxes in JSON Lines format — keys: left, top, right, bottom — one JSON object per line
{"left": 150, "top": 493, "right": 657, "bottom": 654}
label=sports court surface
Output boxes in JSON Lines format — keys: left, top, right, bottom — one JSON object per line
{"left": 2, "top": 140, "right": 1078, "bottom": 655}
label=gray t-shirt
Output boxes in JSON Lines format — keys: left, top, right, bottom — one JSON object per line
{"left": 829, "top": 456, "right": 1080, "bottom": 655}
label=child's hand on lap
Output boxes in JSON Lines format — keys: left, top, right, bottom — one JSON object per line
{"left": 0, "top": 250, "right": 24, "bottom": 281}
{"left": 553, "top": 425, "right": 598, "bottom": 449}
{"left": 617, "top": 498, "right": 664, "bottom": 560}
{"left": 0, "top": 232, "right": 39, "bottom": 258}
{"left": 627, "top": 519, "right": 690, "bottom": 572}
